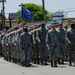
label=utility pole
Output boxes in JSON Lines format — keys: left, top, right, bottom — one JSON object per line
{"left": 1, "top": 9, "right": 3, "bottom": 29}
{"left": 2, "top": 0, "right": 5, "bottom": 28}
{"left": 42, "top": 0, "right": 46, "bottom": 23}
{"left": 9, "top": 13, "right": 11, "bottom": 28}
{"left": 0, "top": 0, "right": 6, "bottom": 29}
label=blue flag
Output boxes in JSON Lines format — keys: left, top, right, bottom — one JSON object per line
{"left": 22, "top": 7, "right": 34, "bottom": 22}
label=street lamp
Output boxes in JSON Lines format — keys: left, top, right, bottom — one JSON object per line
{"left": 19, "top": 3, "right": 25, "bottom": 21}
{"left": 19, "top": 3, "right": 23, "bottom": 7}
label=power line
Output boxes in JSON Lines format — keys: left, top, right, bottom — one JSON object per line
{"left": 48, "top": 10, "right": 75, "bottom": 14}
{"left": 48, "top": 8, "right": 75, "bottom": 12}
{"left": 64, "top": 10, "right": 75, "bottom": 12}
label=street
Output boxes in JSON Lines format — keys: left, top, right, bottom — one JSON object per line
{"left": 0, "top": 57, "right": 75, "bottom": 75}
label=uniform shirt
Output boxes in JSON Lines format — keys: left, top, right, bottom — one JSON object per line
{"left": 46, "top": 29, "right": 60, "bottom": 47}
{"left": 67, "top": 29, "right": 75, "bottom": 45}
{"left": 38, "top": 28, "right": 48, "bottom": 44}
{"left": 20, "top": 32, "right": 33, "bottom": 48}
{"left": 57, "top": 28, "right": 66, "bottom": 45}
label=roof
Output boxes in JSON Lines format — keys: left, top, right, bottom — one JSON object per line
{"left": 52, "top": 12, "right": 64, "bottom": 17}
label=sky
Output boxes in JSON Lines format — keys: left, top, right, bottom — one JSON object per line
{"left": 0, "top": 0, "right": 75, "bottom": 18}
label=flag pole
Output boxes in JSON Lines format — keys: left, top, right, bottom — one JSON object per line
{"left": 19, "top": 3, "right": 24, "bottom": 21}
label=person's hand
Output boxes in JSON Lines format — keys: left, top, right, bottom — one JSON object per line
{"left": 6, "top": 44, "right": 8, "bottom": 47}
{"left": 47, "top": 44, "right": 49, "bottom": 47}
{"left": 14, "top": 43, "right": 17, "bottom": 46}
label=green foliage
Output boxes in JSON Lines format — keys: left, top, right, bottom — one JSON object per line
{"left": 46, "top": 13, "right": 53, "bottom": 20}
{"left": 17, "top": 3, "right": 49, "bottom": 22}
{"left": 0, "top": 13, "right": 6, "bottom": 20}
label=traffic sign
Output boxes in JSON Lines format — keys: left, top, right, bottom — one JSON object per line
{"left": 9, "top": 13, "right": 19, "bottom": 19}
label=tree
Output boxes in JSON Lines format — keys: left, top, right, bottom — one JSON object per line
{"left": 17, "top": 3, "right": 49, "bottom": 22}
{"left": 0, "top": 13, "right": 6, "bottom": 20}
{"left": 46, "top": 13, "right": 53, "bottom": 20}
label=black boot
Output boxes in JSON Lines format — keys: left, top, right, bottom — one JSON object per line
{"left": 37, "top": 58, "right": 39, "bottom": 64}
{"left": 65, "top": 55, "right": 68, "bottom": 61}
{"left": 44, "top": 59, "right": 48, "bottom": 65}
{"left": 58, "top": 58, "right": 61, "bottom": 64}
{"left": 69, "top": 60, "right": 72, "bottom": 66}
{"left": 41, "top": 60, "right": 43, "bottom": 65}
{"left": 9, "top": 57, "right": 11, "bottom": 62}
{"left": 13, "top": 58, "right": 15, "bottom": 63}
{"left": 19, "top": 59, "right": 21, "bottom": 64}
{"left": 33, "top": 58, "right": 36, "bottom": 64}
{"left": 61, "top": 60, "right": 64, "bottom": 64}
{"left": 51, "top": 60, "right": 53, "bottom": 67}
{"left": 22, "top": 62, "right": 25, "bottom": 66}
{"left": 54, "top": 60, "right": 58, "bottom": 67}
{"left": 16, "top": 58, "right": 18, "bottom": 63}
{"left": 26, "top": 60, "right": 31, "bottom": 67}
{"left": 14, "top": 58, "right": 17, "bottom": 63}
{"left": 6, "top": 57, "right": 8, "bottom": 61}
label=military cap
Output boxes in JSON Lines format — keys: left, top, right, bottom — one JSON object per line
{"left": 70, "top": 23, "right": 75, "bottom": 29}
{"left": 23, "top": 25, "right": 29, "bottom": 32}
{"left": 24, "top": 25, "right": 29, "bottom": 28}
{"left": 51, "top": 21, "right": 57, "bottom": 26}
{"left": 34, "top": 24, "right": 38, "bottom": 27}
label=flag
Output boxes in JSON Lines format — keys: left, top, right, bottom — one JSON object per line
{"left": 22, "top": 6, "right": 34, "bottom": 22}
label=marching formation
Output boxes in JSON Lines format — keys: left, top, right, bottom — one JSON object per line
{"left": 0, "top": 21, "right": 75, "bottom": 67}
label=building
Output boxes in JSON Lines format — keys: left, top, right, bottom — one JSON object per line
{"left": 52, "top": 12, "right": 64, "bottom": 22}
{"left": 0, "top": 19, "right": 18, "bottom": 28}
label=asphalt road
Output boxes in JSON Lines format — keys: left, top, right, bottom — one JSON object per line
{"left": 0, "top": 57, "right": 75, "bottom": 75}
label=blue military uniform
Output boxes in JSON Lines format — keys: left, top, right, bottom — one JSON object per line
{"left": 20, "top": 27, "right": 33, "bottom": 67}
{"left": 38, "top": 24, "right": 48, "bottom": 65}
{"left": 57, "top": 24, "right": 66, "bottom": 64}
{"left": 46, "top": 23, "right": 60, "bottom": 67}
{"left": 67, "top": 24, "right": 75, "bottom": 66}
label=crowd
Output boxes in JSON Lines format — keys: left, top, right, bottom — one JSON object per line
{"left": 0, "top": 21, "right": 75, "bottom": 67}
